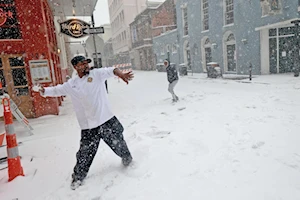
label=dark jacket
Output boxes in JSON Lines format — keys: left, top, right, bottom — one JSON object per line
{"left": 165, "top": 60, "right": 179, "bottom": 83}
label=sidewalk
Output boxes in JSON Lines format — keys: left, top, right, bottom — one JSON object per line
{"left": 184, "top": 72, "right": 299, "bottom": 86}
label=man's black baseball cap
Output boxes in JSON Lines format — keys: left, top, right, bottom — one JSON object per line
{"left": 71, "top": 56, "right": 92, "bottom": 66}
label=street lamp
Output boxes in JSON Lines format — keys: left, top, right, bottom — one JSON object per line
{"left": 291, "top": 20, "right": 300, "bottom": 77}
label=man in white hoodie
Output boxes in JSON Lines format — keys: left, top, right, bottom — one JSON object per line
{"left": 36, "top": 56, "right": 134, "bottom": 190}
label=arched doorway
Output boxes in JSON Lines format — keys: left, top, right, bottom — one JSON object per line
{"left": 201, "top": 37, "right": 212, "bottom": 72}
{"left": 223, "top": 32, "right": 237, "bottom": 72}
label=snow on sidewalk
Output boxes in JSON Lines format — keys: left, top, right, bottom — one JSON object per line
{"left": 0, "top": 71, "right": 300, "bottom": 200}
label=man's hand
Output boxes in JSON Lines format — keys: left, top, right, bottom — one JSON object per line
{"left": 113, "top": 68, "right": 134, "bottom": 84}
{"left": 120, "top": 71, "right": 134, "bottom": 84}
{"left": 32, "top": 84, "right": 45, "bottom": 94}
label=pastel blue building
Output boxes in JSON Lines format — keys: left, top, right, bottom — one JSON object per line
{"left": 153, "top": 0, "right": 300, "bottom": 75}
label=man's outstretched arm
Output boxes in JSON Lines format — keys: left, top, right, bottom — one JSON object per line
{"left": 35, "top": 83, "right": 69, "bottom": 97}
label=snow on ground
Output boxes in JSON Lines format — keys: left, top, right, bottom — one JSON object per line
{"left": 1, "top": 71, "right": 300, "bottom": 200}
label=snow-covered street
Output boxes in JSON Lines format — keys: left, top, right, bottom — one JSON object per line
{"left": 1, "top": 71, "right": 300, "bottom": 200}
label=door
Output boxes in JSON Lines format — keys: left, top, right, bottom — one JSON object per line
{"left": 0, "top": 55, "right": 34, "bottom": 118}
{"left": 205, "top": 47, "right": 212, "bottom": 64}
{"left": 279, "top": 36, "right": 294, "bottom": 73}
{"left": 227, "top": 44, "right": 236, "bottom": 72}
{"left": 269, "top": 38, "right": 277, "bottom": 73}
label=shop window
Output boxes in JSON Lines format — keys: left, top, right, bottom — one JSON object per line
{"left": 0, "top": 0, "right": 14, "bottom": 4}
{"left": 9, "top": 57, "right": 28, "bottom": 96}
{"left": 9, "top": 57, "right": 25, "bottom": 67}
{"left": 0, "top": 0, "right": 22, "bottom": 39}
{"left": 12, "top": 68, "right": 27, "bottom": 86}
{"left": 279, "top": 27, "right": 296, "bottom": 36}
{"left": 269, "top": 28, "right": 277, "bottom": 37}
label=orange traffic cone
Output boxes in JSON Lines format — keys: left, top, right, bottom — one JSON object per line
{"left": 2, "top": 97, "right": 24, "bottom": 181}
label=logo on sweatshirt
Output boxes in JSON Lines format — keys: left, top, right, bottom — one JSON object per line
{"left": 87, "top": 77, "right": 93, "bottom": 83}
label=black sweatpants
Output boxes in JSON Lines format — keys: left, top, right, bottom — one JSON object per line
{"left": 72, "top": 116, "right": 131, "bottom": 181}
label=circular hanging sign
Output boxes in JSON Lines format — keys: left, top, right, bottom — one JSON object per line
{"left": 59, "top": 19, "right": 90, "bottom": 39}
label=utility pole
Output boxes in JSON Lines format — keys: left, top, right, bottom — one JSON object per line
{"left": 90, "top": 13, "right": 107, "bottom": 92}
{"left": 249, "top": 62, "right": 252, "bottom": 81}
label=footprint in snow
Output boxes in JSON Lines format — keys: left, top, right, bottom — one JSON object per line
{"left": 144, "top": 131, "right": 171, "bottom": 139}
{"left": 178, "top": 107, "right": 186, "bottom": 111}
{"left": 252, "top": 141, "right": 265, "bottom": 149}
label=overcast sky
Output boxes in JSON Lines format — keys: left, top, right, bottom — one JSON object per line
{"left": 94, "top": 0, "right": 110, "bottom": 26}
{"left": 93, "top": 0, "right": 166, "bottom": 26}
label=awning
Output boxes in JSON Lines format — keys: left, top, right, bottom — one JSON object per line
{"left": 255, "top": 18, "right": 300, "bottom": 31}
{"left": 48, "top": 0, "right": 98, "bottom": 16}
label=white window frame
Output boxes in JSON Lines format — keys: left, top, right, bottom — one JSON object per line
{"left": 224, "top": 0, "right": 234, "bottom": 26}
{"left": 201, "top": 0, "right": 209, "bottom": 31}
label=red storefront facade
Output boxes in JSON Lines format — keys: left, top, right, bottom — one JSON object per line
{"left": 0, "top": 0, "right": 64, "bottom": 118}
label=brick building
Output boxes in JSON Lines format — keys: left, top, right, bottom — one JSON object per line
{"left": 130, "top": 0, "right": 177, "bottom": 70}
{"left": 0, "top": 0, "right": 64, "bottom": 118}
{"left": 0, "top": 0, "right": 97, "bottom": 118}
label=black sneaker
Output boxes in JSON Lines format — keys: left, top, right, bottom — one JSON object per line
{"left": 122, "top": 155, "right": 133, "bottom": 166}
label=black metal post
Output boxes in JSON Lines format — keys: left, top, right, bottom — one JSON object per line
{"left": 91, "top": 14, "right": 108, "bottom": 92}
{"left": 91, "top": 14, "right": 98, "bottom": 68}
{"left": 249, "top": 62, "right": 252, "bottom": 81}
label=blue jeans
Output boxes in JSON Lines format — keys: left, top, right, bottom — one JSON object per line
{"left": 168, "top": 80, "right": 178, "bottom": 100}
